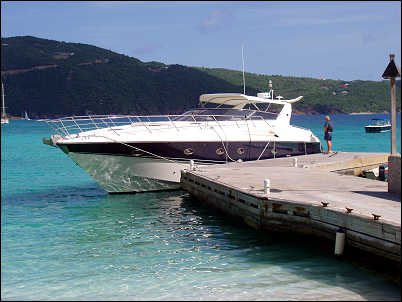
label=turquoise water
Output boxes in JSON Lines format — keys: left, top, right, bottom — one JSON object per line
{"left": 292, "top": 113, "right": 401, "bottom": 154}
{"left": 1, "top": 114, "right": 400, "bottom": 301}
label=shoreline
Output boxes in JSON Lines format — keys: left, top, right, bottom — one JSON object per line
{"left": 349, "top": 112, "right": 387, "bottom": 115}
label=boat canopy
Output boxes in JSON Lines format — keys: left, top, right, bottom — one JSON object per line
{"left": 199, "top": 93, "right": 303, "bottom": 109}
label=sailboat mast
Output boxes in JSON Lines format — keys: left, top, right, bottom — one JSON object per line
{"left": 1, "top": 82, "right": 6, "bottom": 118}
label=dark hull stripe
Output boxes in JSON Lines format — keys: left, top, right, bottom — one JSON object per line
{"left": 59, "top": 141, "right": 322, "bottom": 162}
{"left": 365, "top": 126, "right": 391, "bottom": 133}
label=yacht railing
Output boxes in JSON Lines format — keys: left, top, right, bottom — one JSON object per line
{"left": 40, "top": 113, "right": 278, "bottom": 137}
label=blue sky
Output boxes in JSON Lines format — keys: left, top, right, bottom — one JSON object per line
{"left": 1, "top": 1, "right": 401, "bottom": 81}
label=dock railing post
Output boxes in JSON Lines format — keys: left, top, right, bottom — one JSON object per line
{"left": 189, "top": 160, "right": 195, "bottom": 171}
{"left": 381, "top": 54, "right": 401, "bottom": 155}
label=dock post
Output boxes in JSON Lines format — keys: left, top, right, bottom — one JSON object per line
{"left": 334, "top": 228, "right": 345, "bottom": 257}
{"left": 189, "top": 160, "right": 195, "bottom": 171}
{"left": 264, "top": 179, "right": 270, "bottom": 195}
{"left": 293, "top": 158, "right": 298, "bottom": 167}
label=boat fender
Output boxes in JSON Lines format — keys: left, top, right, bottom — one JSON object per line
{"left": 334, "top": 227, "right": 345, "bottom": 257}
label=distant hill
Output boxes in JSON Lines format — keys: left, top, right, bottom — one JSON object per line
{"left": 1, "top": 36, "right": 400, "bottom": 118}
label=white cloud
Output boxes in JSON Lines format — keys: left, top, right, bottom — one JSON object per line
{"left": 197, "top": 9, "right": 233, "bottom": 33}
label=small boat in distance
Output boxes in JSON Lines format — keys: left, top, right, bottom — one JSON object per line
{"left": 23, "top": 110, "right": 31, "bottom": 120}
{"left": 1, "top": 82, "right": 9, "bottom": 124}
{"left": 364, "top": 118, "right": 391, "bottom": 133}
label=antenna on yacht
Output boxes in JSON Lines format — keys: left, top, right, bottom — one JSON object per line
{"left": 242, "top": 44, "right": 246, "bottom": 95}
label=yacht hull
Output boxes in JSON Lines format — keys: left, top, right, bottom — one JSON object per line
{"left": 66, "top": 152, "right": 184, "bottom": 193}
{"left": 59, "top": 141, "right": 321, "bottom": 193}
{"left": 365, "top": 125, "right": 391, "bottom": 133}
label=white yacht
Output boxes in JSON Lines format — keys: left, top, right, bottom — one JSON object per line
{"left": 42, "top": 82, "right": 322, "bottom": 193}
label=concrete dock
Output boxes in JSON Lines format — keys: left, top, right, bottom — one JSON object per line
{"left": 181, "top": 152, "right": 401, "bottom": 263}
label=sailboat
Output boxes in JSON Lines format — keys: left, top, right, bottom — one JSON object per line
{"left": 1, "top": 82, "right": 9, "bottom": 124}
{"left": 23, "top": 110, "right": 31, "bottom": 120}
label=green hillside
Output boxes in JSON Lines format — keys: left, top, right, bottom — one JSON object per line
{"left": 1, "top": 36, "right": 400, "bottom": 118}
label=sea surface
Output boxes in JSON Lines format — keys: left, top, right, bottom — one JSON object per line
{"left": 1, "top": 114, "right": 401, "bottom": 301}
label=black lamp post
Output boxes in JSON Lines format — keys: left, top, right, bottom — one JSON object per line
{"left": 382, "top": 54, "right": 401, "bottom": 155}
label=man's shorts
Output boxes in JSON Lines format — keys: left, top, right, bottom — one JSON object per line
{"left": 324, "top": 132, "right": 332, "bottom": 141}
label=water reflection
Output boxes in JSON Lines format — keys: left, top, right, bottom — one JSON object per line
{"left": 2, "top": 186, "right": 400, "bottom": 301}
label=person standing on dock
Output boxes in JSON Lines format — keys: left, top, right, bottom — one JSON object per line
{"left": 324, "top": 115, "right": 333, "bottom": 154}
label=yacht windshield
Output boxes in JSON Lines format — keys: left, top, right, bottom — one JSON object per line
{"left": 173, "top": 108, "right": 278, "bottom": 121}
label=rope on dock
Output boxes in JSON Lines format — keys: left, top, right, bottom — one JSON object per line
{"left": 257, "top": 141, "right": 270, "bottom": 160}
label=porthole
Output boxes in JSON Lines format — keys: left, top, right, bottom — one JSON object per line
{"left": 216, "top": 148, "right": 225, "bottom": 155}
{"left": 184, "top": 148, "right": 194, "bottom": 155}
{"left": 237, "top": 147, "right": 245, "bottom": 155}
